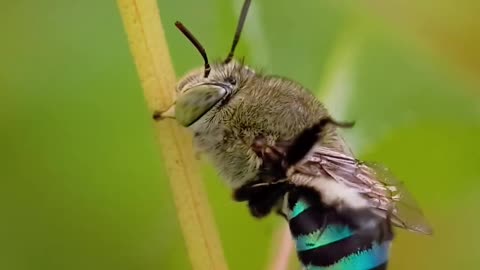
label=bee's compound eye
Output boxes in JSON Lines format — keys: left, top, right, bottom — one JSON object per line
{"left": 175, "top": 85, "right": 227, "bottom": 126}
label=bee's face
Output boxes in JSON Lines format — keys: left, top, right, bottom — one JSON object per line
{"left": 176, "top": 60, "right": 254, "bottom": 94}
{"left": 157, "top": 0, "right": 254, "bottom": 127}
{"left": 162, "top": 60, "right": 255, "bottom": 127}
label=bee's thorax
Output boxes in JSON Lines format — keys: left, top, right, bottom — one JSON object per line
{"left": 184, "top": 65, "right": 348, "bottom": 188}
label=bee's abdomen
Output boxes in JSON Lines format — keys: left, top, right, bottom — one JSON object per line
{"left": 287, "top": 191, "right": 393, "bottom": 270}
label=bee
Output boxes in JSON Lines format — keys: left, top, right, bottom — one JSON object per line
{"left": 156, "top": 0, "right": 432, "bottom": 268}
{"left": 236, "top": 119, "right": 429, "bottom": 269}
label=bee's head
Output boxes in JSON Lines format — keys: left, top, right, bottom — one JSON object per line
{"left": 165, "top": 60, "right": 254, "bottom": 127}
{"left": 155, "top": 0, "right": 252, "bottom": 127}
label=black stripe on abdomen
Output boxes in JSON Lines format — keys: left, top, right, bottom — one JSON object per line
{"left": 296, "top": 226, "right": 391, "bottom": 267}
{"left": 289, "top": 205, "right": 342, "bottom": 236}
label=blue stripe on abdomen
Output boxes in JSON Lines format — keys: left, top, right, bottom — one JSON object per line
{"left": 289, "top": 199, "right": 310, "bottom": 219}
{"left": 287, "top": 197, "right": 392, "bottom": 269}
{"left": 304, "top": 241, "right": 391, "bottom": 270}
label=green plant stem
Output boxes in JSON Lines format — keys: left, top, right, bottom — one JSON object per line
{"left": 116, "top": 1, "right": 229, "bottom": 269}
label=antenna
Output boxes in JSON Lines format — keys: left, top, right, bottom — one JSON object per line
{"left": 175, "top": 21, "right": 211, "bottom": 77}
{"left": 224, "top": 0, "right": 252, "bottom": 64}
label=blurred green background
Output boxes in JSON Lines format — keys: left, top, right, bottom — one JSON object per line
{"left": 1, "top": 0, "right": 479, "bottom": 269}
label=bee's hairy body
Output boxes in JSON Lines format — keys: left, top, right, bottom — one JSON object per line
{"left": 157, "top": 1, "right": 432, "bottom": 268}
{"left": 182, "top": 61, "right": 349, "bottom": 188}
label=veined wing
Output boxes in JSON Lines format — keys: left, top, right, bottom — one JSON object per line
{"left": 294, "top": 146, "right": 433, "bottom": 235}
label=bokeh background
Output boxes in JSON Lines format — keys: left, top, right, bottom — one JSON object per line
{"left": 1, "top": 0, "right": 479, "bottom": 269}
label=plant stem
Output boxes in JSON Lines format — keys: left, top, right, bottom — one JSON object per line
{"left": 267, "top": 224, "right": 294, "bottom": 270}
{"left": 116, "top": 1, "right": 229, "bottom": 269}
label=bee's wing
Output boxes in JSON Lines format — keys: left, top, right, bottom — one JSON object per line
{"left": 298, "top": 146, "right": 433, "bottom": 235}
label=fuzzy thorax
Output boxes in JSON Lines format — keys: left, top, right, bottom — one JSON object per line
{"left": 179, "top": 61, "right": 344, "bottom": 188}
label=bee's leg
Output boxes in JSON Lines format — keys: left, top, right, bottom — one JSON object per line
{"left": 247, "top": 185, "right": 291, "bottom": 218}
{"left": 275, "top": 207, "right": 288, "bottom": 220}
{"left": 233, "top": 180, "right": 291, "bottom": 218}
{"left": 152, "top": 104, "right": 176, "bottom": 121}
{"left": 152, "top": 111, "right": 162, "bottom": 121}
{"left": 250, "top": 135, "right": 289, "bottom": 181}
{"left": 233, "top": 180, "right": 290, "bottom": 201}
{"left": 251, "top": 135, "right": 287, "bottom": 162}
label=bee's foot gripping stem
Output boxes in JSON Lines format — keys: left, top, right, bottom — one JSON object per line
{"left": 152, "top": 111, "right": 162, "bottom": 121}
{"left": 152, "top": 105, "right": 175, "bottom": 121}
